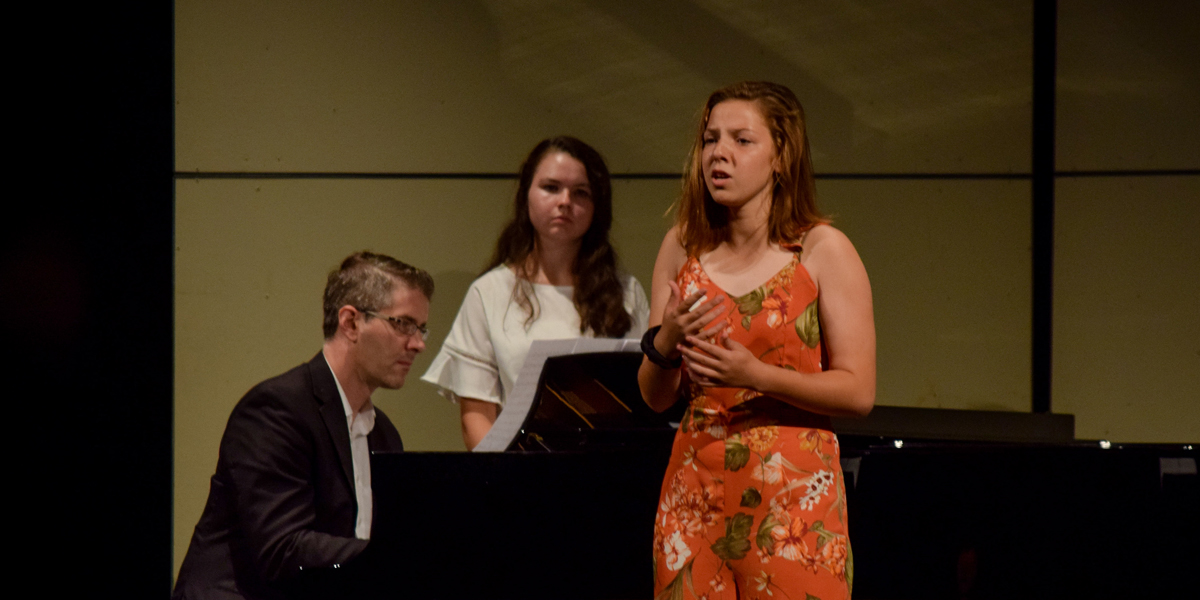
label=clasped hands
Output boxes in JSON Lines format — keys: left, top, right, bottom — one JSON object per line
{"left": 657, "top": 281, "right": 763, "bottom": 389}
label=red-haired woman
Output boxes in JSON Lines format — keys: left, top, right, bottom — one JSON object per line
{"left": 424, "top": 136, "right": 648, "bottom": 450}
{"left": 639, "top": 82, "right": 875, "bottom": 599}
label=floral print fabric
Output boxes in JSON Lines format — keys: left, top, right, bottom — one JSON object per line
{"left": 654, "top": 251, "right": 852, "bottom": 600}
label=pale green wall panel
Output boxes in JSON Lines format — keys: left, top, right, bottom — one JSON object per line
{"left": 1053, "top": 177, "right": 1200, "bottom": 443}
{"left": 819, "top": 179, "right": 1032, "bottom": 413}
{"left": 687, "top": 0, "right": 1033, "bottom": 174}
{"left": 1058, "top": 1, "right": 1200, "bottom": 171}
{"left": 176, "top": 0, "right": 1032, "bottom": 174}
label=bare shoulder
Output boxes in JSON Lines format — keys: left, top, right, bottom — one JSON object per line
{"left": 646, "top": 225, "right": 688, "bottom": 325}
{"left": 661, "top": 224, "right": 685, "bottom": 255}
{"left": 802, "top": 224, "right": 867, "bottom": 283}
{"left": 656, "top": 224, "right": 687, "bottom": 275}
{"left": 803, "top": 223, "right": 853, "bottom": 252}
{"left": 803, "top": 224, "right": 859, "bottom": 261}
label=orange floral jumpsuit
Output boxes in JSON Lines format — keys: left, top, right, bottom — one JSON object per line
{"left": 653, "top": 248, "right": 852, "bottom": 600}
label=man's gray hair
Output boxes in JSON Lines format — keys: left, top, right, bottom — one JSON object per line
{"left": 322, "top": 251, "right": 434, "bottom": 339}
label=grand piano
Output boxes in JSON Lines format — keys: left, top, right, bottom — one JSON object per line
{"left": 325, "top": 348, "right": 1196, "bottom": 599}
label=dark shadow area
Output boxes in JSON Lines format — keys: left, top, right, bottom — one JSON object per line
{"left": 584, "top": 0, "right": 856, "bottom": 157}
{"left": 7, "top": 2, "right": 173, "bottom": 595}
{"left": 847, "top": 441, "right": 1198, "bottom": 599}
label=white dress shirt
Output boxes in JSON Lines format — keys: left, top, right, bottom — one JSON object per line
{"left": 329, "top": 364, "right": 375, "bottom": 540}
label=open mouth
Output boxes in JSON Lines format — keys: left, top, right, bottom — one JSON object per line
{"left": 711, "top": 169, "right": 730, "bottom": 183}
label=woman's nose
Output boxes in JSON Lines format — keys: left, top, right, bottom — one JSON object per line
{"left": 711, "top": 139, "right": 730, "bottom": 160}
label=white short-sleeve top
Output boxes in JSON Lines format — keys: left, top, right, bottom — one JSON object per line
{"left": 421, "top": 265, "right": 649, "bottom": 410}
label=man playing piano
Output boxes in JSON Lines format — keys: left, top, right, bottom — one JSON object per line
{"left": 173, "top": 251, "right": 432, "bottom": 600}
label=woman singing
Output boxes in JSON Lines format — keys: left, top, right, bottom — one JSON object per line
{"left": 639, "top": 82, "right": 875, "bottom": 599}
{"left": 424, "top": 136, "right": 649, "bottom": 450}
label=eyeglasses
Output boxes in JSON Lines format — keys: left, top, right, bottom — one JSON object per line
{"left": 357, "top": 308, "right": 429, "bottom": 340}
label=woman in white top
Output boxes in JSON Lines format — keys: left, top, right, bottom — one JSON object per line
{"left": 422, "top": 136, "right": 649, "bottom": 449}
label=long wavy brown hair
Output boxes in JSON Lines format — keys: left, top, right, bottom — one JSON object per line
{"left": 484, "top": 136, "right": 633, "bottom": 338}
{"left": 678, "top": 81, "right": 828, "bottom": 256}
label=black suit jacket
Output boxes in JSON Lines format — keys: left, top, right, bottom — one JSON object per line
{"left": 173, "top": 352, "right": 404, "bottom": 600}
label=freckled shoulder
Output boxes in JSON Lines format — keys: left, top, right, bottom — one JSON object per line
{"left": 659, "top": 224, "right": 688, "bottom": 275}
{"left": 799, "top": 224, "right": 856, "bottom": 283}
{"left": 647, "top": 225, "right": 689, "bottom": 327}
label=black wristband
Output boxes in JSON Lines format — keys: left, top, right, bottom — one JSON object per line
{"left": 641, "top": 325, "right": 682, "bottom": 369}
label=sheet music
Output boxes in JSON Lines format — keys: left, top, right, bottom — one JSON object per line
{"left": 473, "top": 338, "right": 642, "bottom": 452}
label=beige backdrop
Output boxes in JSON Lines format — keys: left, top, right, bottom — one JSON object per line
{"left": 174, "top": 0, "right": 1199, "bottom": 578}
